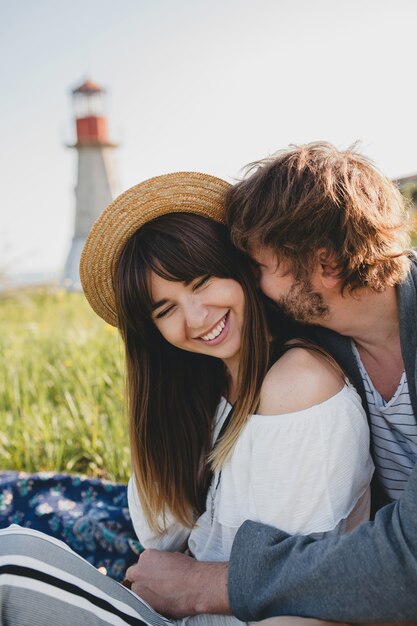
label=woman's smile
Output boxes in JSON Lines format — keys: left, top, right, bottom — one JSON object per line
{"left": 197, "top": 311, "right": 230, "bottom": 344}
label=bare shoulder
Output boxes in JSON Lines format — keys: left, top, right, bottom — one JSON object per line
{"left": 258, "top": 343, "right": 345, "bottom": 416}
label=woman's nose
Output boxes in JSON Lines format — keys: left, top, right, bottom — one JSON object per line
{"left": 184, "top": 301, "right": 208, "bottom": 329}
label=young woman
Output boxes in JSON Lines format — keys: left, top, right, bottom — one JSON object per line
{"left": 0, "top": 172, "right": 373, "bottom": 626}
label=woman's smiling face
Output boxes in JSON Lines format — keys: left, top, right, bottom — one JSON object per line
{"left": 150, "top": 272, "right": 245, "bottom": 366}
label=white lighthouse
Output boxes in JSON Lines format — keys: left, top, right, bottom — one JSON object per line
{"left": 63, "top": 79, "right": 119, "bottom": 289}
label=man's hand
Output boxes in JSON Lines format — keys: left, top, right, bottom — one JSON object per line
{"left": 125, "top": 549, "right": 230, "bottom": 619}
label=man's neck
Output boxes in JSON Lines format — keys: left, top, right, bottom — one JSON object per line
{"left": 318, "top": 285, "right": 399, "bottom": 349}
{"left": 317, "top": 285, "right": 403, "bottom": 400}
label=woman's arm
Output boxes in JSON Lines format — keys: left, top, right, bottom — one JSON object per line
{"left": 128, "top": 477, "right": 190, "bottom": 551}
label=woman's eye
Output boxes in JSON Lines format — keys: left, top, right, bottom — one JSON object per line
{"left": 193, "top": 275, "right": 211, "bottom": 290}
{"left": 155, "top": 305, "right": 174, "bottom": 319}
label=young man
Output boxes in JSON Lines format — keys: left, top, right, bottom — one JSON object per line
{"left": 126, "top": 143, "right": 417, "bottom": 623}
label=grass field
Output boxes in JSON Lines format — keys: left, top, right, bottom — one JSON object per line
{"left": 0, "top": 287, "right": 130, "bottom": 482}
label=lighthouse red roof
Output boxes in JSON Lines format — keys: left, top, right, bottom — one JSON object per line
{"left": 72, "top": 79, "right": 105, "bottom": 95}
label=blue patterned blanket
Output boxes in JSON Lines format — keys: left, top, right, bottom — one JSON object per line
{"left": 0, "top": 471, "right": 142, "bottom": 580}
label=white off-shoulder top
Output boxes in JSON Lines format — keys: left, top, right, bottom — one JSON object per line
{"left": 128, "top": 381, "right": 374, "bottom": 564}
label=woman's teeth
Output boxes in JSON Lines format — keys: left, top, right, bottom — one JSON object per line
{"left": 201, "top": 314, "right": 227, "bottom": 341}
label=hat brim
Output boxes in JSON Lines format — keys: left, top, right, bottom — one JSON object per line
{"left": 80, "top": 171, "right": 231, "bottom": 326}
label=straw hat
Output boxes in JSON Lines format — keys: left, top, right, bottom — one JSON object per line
{"left": 80, "top": 171, "right": 231, "bottom": 327}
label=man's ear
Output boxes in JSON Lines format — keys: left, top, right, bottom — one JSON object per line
{"left": 316, "top": 248, "right": 341, "bottom": 289}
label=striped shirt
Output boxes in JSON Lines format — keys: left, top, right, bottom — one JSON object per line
{"left": 352, "top": 342, "right": 417, "bottom": 501}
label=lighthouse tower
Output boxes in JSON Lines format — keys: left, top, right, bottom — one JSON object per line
{"left": 63, "top": 79, "right": 119, "bottom": 289}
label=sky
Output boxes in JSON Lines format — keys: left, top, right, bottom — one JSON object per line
{"left": 1, "top": 0, "right": 417, "bottom": 275}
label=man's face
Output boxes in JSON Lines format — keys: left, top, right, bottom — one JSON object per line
{"left": 250, "top": 246, "right": 330, "bottom": 324}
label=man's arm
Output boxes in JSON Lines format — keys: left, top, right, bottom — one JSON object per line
{"left": 228, "top": 465, "right": 417, "bottom": 623}
{"left": 125, "top": 550, "right": 230, "bottom": 618}
{"left": 126, "top": 467, "right": 417, "bottom": 622}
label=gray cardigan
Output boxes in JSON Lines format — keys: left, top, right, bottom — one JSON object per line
{"left": 228, "top": 261, "right": 417, "bottom": 622}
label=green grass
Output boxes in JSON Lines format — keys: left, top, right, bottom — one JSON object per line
{"left": 0, "top": 287, "right": 130, "bottom": 482}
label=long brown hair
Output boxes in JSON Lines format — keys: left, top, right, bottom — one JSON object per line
{"left": 114, "top": 213, "right": 270, "bottom": 532}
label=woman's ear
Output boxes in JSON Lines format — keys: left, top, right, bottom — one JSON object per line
{"left": 316, "top": 248, "right": 341, "bottom": 289}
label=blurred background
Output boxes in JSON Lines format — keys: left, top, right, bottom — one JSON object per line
{"left": 2, "top": 0, "right": 417, "bottom": 284}
{"left": 1, "top": 0, "right": 417, "bottom": 480}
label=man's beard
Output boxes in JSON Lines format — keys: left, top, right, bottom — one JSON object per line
{"left": 277, "top": 280, "right": 330, "bottom": 324}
